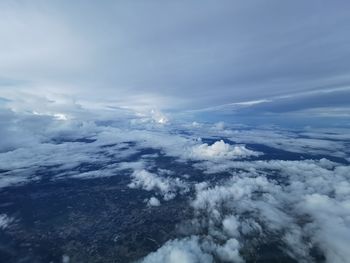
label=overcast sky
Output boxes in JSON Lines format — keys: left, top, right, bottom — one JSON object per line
{"left": 0, "top": 0, "right": 350, "bottom": 121}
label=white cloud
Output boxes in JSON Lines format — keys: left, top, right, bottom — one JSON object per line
{"left": 141, "top": 235, "right": 244, "bottom": 263}
{"left": 143, "top": 157, "right": 350, "bottom": 263}
{"left": 0, "top": 101, "right": 349, "bottom": 263}
{"left": 141, "top": 236, "right": 213, "bottom": 263}
{"left": 0, "top": 173, "right": 29, "bottom": 189}
{"left": 215, "top": 238, "right": 243, "bottom": 263}
{"left": 148, "top": 197, "right": 161, "bottom": 207}
{"left": 62, "top": 255, "right": 70, "bottom": 263}
{"left": 222, "top": 215, "right": 240, "bottom": 238}
{"left": 128, "top": 169, "right": 189, "bottom": 201}
{"left": 299, "top": 194, "right": 350, "bottom": 263}
{"left": 185, "top": 123, "right": 350, "bottom": 159}
{"left": 190, "top": 140, "right": 260, "bottom": 161}
{"left": 0, "top": 214, "right": 13, "bottom": 229}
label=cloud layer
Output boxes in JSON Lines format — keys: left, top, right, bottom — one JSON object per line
{"left": 142, "top": 158, "right": 350, "bottom": 263}
{"left": 1, "top": 0, "right": 350, "bottom": 119}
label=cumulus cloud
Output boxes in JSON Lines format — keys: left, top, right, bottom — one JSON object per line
{"left": 128, "top": 170, "right": 189, "bottom": 201}
{"left": 141, "top": 157, "right": 350, "bottom": 263}
{"left": 147, "top": 197, "right": 161, "bottom": 207}
{"left": 222, "top": 215, "right": 240, "bottom": 238}
{"left": 215, "top": 238, "right": 243, "bottom": 263}
{"left": 0, "top": 100, "right": 349, "bottom": 263}
{"left": 141, "top": 236, "right": 213, "bottom": 263}
{"left": 184, "top": 122, "right": 350, "bottom": 159}
{"left": 299, "top": 194, "right": 350, "bottom": 263}
{"left": 189, "top": 140, "right": 260, "bottom": 161}
{"left": 141, "top": 235, "right": 244, "bottom": 263}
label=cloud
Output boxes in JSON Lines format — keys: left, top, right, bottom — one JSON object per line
{"left": 215, "top": 238, "right": 243, "bottom": 263}
{"left": 141, "top": 235, "right": 244, "bottom": 263}
{"left": 0, "top": 100, "right": 349, "bottom": 262}
{"left": 186, "top": 122, "right": 350, "bottom": 158}
{"left": 128, "top": 169, "right": 189, "bottom": 201}
{"left": 222, "top": 215, "right": 240, "bottom": 238}
{"left": 1, "top": 1, "right": 350, "bottom": 114}
{"left": 141, "top": 236, "right": 213, "bottom": 263}
{"left": 0, "top": 214, "right": 13, "bottom": 229}
{"left": 148, "top": 197, "right": 161, "bottom": 207}
{"left": 299, "top": 194, "right": 350, "bottom": 263}
{"left": 189, "top": 140, "right": 260, "bottom": 161}
{"left": 141, "top": 156, "right": 350, "bottom": 262}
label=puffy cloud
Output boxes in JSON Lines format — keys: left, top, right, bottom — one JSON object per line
{"left": 141, "top": 235, "right": 244, "bottom": 263}
{"left": 128, "top": 169, "right": 189, "bottom": 201}
{"left": 148, "top": 197, "right": 161, "bottom": 207}
{"left": 215, "top": 238, "right": 243, "bottom": 263}
{"left": 141, "top": 236, "right": 213, "bottom": 263}
{"left": 1, "top": 101, "right": 349, "bottom": 263}
{"left": 62, "top": 255, "right": 70, "bottom": 263}
{"left": 184, "top": 122, "right": 350, "bottom": 159}
{"left": 0, "top": 104, "right": 265, "bottom": 192}
{"left": 222, "top": 215, "right": 240, "bottom": 238}
{"left": 299, "top": 194, "right": 350, "bottom": 263}
{"left": 189, "top": 140, "right": 260, "bottom": 161}
{"left": 142, "top": 157, "right": 350, "bottom": 263}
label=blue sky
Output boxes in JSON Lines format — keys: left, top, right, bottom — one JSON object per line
{"left": 0, "top": 0, "right": 349, "bottom": 125}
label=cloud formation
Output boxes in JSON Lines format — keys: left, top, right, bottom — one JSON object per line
{"left": 0, "top": 102, "right": 349, "bottom": 262}
{"left": 0, "top": 1, "right": 350, "bottom": 260}
{"left": 0, "top": 214, "right": 13, "bottom": 230}
{"left": 1, "top": 0, "right": 350, "bottom": 118}
{"left": 128, "top": 169, "right": 189, "bottom": 201}
{"left": 143, "top": 158, "right": 350, "bottom": 263}
{"left": 190, "top": 140, "right": 260, "bottom": 161}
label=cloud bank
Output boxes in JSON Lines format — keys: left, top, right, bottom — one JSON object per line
{"left": 1, "top": 0, "right": 350, "bottom": 122}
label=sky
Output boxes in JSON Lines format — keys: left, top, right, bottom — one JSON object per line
{"left": 0, "top": 0, "right": 350, "bottom": 125}
{"left": 1, "top": 2, "right": 350, "bottom": 261}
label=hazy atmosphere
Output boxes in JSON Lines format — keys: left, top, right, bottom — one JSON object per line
{"left": 1, "top": 1, "right": 350, "bottom": 263}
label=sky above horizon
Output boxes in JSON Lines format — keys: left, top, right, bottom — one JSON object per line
{"left": 0, "top": 0, "right": 350, "bottom": 125}
{"left": 1, "top": 3, "right": 350, "bottom": 261}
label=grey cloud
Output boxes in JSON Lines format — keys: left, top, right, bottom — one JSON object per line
{"left": 1, "top": 0, "right": 350, "bottom": 112}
